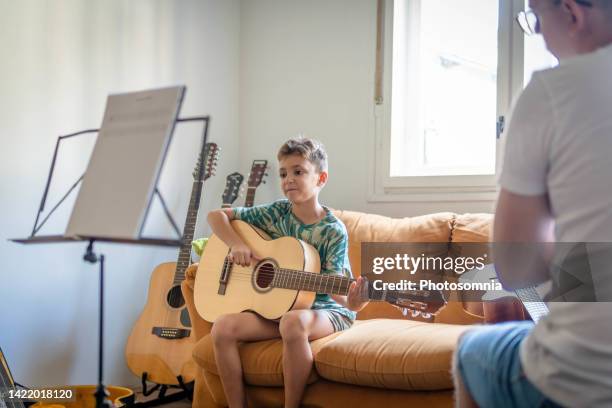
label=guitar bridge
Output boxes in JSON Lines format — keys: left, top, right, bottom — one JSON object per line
{"left": 152, "top": 327, "right": 191, "bottom": 339}
{"left": 218, "top": 255, "right": 233, "bottom": 295}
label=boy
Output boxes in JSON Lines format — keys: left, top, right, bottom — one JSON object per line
{"left": 207, "top": 137, "right": 369, "bottom": 408}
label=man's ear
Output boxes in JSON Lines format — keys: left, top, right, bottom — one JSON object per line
{"left": 563, "top": 0, "right": 588, "bottom": 36}
{"left": 317, "top": 171, "right": 328, "bottom": 186}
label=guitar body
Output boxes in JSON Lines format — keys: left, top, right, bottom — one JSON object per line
{"left": 32, "top": 385, "right": 134, "bottom": 408}
{"left": 124, "top": 142, "right": 218, "bottom": 385}
{"left": 125, "top": 262, "right": 197, "bottom": 385}
{"left": 194, "top": 221, "right": 320, "bottom": 322}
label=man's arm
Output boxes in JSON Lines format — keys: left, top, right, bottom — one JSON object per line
{"left": 493, "top": 188, "right": 555, "bottom": 290}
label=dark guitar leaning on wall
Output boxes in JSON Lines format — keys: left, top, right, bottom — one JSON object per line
{"left": 244, "top": 160, "right": 268, "bottom": 207}
{"left": 125, "top": 143, "right": 218, "bottom": 386}
{"left": 221, "top": 172, "right": 244, "bottom": 208}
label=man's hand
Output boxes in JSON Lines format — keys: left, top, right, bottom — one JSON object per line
{"left": 347, "top": 276, "right": 370, "bottom": 312}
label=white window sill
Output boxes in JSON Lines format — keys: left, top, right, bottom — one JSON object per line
{"left": 367, "top": 186, "right": 498, "bottom": 203}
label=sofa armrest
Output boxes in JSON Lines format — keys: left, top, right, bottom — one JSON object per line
{"left": 181, "top": 263, "right": 213, "bottom": 341}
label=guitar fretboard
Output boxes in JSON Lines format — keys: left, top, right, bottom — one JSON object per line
{"left": 268, "top": 268, "right": 431, "bottom": 303}
{"left": 1, "top": 347, "right": 24, "bottom": 408}
{"left": 515, "top": 287, "right": 549, "bottom": 323}
{"left": 245, "top": 187, "right": 258, "bottom": 208}
{"left": 173, "top": 180, "right": 203, "bottom": 285}
{"left": 271, "top": 268, "right": 352, "bottom": 295}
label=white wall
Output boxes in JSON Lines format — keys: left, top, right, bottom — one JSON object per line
{"left": 0, "top": 0, "right": 240, "bottom": 387}
{"left": 238, "top": 0, "right": 496, "bottom": 217}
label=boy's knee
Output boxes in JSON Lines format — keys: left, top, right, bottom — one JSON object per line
{"left": 211, "top": 314, "right": 239, "bottom": 345}
{"left": 279, "top": 312, "right": 308, "bottom": 342}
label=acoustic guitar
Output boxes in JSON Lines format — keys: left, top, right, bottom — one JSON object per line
{"left": 1, "top": 347, "right": 133, "bottom": 408}
{"left": 193, "top": 220, "right": 446, "bottom": 322}
{"left": 221, "top": 172, "right": 244, "bottom": 209}
{"left": 459, "top": 264, "right": 549, "bottom": 323}
{"left": 244, "top": 160, "right": 268, "bottom": 208}
{"left": 125, "top": 143, "right": 219, "bottom": 386}
{"left": 191, "top": 160, "right": 266, "bottom": 259}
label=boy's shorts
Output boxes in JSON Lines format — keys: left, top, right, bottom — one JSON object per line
{"left": 321, "top": 310, "right": 354, "bottom": 332}
{"left": 455, "top": 321, "right": 563, "bottom": 408}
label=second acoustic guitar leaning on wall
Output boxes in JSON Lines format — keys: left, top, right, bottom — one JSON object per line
{"left": 124, "top": 143, "right": 218, "bottom": 386}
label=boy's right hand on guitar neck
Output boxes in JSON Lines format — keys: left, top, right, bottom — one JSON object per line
{"left": 228, "top": 242, "right": 260, "bottom": 266}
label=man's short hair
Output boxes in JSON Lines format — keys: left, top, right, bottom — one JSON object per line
{"left": 277, "top": 137, "right": 328, "bottom": 172}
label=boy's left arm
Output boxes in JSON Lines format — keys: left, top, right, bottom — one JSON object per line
{"left": 324, "top": 227, "right": 370, "bottom": 312}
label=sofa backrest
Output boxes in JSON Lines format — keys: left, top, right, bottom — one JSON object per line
{"left": 332, "top": 210, "right": 494, "bottom": 324}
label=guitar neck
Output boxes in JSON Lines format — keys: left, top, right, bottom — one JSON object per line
{"left": 271, "top": 268, "right": 352, "bottom": 296}
{"left": 515, "top": 287, "right": 549, "bottom": 323}
{"left": 244, "top": 187, "right": 258, "bottom": 208}
{"left": 270, "top": 268, "right": 429, "bottom": 302}
{"left": 174, "top": 180, "right": 203, "bottom": 284}
{"left": 1, "top": 347, "right": 24, "bottom": 408}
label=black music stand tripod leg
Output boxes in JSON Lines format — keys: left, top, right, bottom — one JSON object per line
{"left": 83, "top": 240, "right": 113, "bottom": 408}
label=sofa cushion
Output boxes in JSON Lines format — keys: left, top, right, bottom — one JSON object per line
{"left": 332, "top": 210, "right": 455, "bottom": 320}
{"left": 314, "top": 319, "right": 472, "bottom": 391}
{"left": 451, "top": 213, "right": 493, "bottom": 243}
{"left": 192, "top": 331, "right": 343, "bottom": 386}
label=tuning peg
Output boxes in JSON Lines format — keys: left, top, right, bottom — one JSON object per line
{"left": 262, "top": 181, "right": 266, "bottom": 184}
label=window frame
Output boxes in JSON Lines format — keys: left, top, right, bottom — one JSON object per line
{"left": 369, "top": 0, "right": 526, "bottom": 203}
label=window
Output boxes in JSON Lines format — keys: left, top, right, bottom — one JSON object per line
{"left": 523, "top": 1, "right": 558, "bottom": 82}
{"left": 391, "top": 0, "right": 498, "bottom": 177}
{"left": 371, "top": 0, "right": 556, "bottom": 202}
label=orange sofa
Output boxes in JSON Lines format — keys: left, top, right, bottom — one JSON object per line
{"left": 181, "top": 210, "right": 501, "bottom": 408}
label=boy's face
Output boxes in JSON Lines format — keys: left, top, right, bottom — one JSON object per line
{"left": 278, "top": 154, "right": 327, "bottom": 204}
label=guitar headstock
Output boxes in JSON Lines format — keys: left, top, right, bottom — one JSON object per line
{"left": 222, "top": 172, "right": 244, "bottom": 206}
{"left": 193, "top": 142, "right": 219, "bottom": 182}
{"left": 247, "top": 160, "right": 268, "bottom": 188}
{"left": 389, "top": 289, "right": 447, "bottom": 319}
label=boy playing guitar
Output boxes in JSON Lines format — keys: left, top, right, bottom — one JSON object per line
{"left": 206, "top": 137, "right": 369, "bottom": 407}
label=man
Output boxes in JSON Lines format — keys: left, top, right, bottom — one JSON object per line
{"left": 454, "top": 0, "right": 612, "bottom": 407}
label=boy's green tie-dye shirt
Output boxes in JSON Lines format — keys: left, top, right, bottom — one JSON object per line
{"left": 233, "top": 199, "right": 356, "bottom": 322}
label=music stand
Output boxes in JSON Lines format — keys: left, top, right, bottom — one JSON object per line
{"left": 11, "top": 86, "right": 211, "bottom": 408}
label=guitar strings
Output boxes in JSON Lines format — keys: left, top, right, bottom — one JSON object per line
{"left": 0, "top": 356, "right": 20, "bottom": 408}
{"left": 165, "top": 143, "right": 216, "bottom": 320}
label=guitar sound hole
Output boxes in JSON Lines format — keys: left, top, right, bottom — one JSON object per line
{"left": 255, "top": 261, "right": 276, "bottom": 290}
{"left": 167, "top": 285, "right": 185, "bottom": 308}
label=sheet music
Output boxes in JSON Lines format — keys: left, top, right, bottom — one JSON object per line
{"left": 66, "top": 86, "right": 185, "bottom": 239}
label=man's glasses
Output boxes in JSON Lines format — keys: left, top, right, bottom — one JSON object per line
{"left": 516, "top": 0, "right": 593, "bottom": 36}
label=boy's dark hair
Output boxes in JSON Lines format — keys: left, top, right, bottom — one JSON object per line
{"left": 277, "top": 137, "right": 328, "bottom": 172}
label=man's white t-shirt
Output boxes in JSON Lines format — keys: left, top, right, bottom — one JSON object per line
{"left": 499, "top": 42, "right": 612, "bottom": 408}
